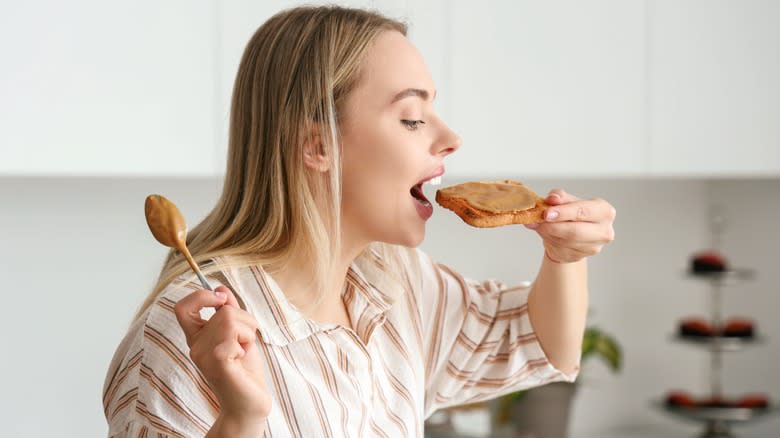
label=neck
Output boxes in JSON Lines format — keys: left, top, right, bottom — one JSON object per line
{"left": 270, "top": 231, "right": 369, "bottom": 325}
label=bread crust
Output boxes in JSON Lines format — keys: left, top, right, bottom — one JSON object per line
{"left": 435, "top": 180, "right": 548, "bottom": 228}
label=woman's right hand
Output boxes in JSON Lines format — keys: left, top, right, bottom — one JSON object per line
{"left": 174, "top": 286, "right": 271, "bottom": 435}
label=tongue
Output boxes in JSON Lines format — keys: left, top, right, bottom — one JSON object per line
{"left": 410, "top": 184, "right": 429, "bottom": 204}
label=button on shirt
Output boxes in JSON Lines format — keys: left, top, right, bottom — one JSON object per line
{"left": 103, "top": 248, "right": 578, "bottom": 437}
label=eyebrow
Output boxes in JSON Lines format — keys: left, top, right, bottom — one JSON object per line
{"left": 391, "top": 88, "right": 436, "bottom": 104}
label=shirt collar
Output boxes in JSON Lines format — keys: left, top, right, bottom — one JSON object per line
{"left": 217, "top": 257, "right": 394, "bottom": 347}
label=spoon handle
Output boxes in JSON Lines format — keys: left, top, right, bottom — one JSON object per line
{"left": 193, "top": 269, "right": 213, "bottom": 291}
{"left": 181, "top": 246, "right": 214, "bottom": 291}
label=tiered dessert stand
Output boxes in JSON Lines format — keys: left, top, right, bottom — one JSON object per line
{"left": 655, "top": 211, "right": 777, "bottom": 437}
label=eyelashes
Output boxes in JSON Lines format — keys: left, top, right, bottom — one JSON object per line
{"left": 401, "top": 119, "right": 425, "bottom": 131}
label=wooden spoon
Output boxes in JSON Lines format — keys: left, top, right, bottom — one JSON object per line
{"left": 144, "top": 194, "right": 213, "bottom": 290}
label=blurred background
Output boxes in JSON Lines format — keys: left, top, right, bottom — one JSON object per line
{"left": 1, "top": 1, "right": 779, "bottom": 437}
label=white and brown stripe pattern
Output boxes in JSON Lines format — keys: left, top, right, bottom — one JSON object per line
{"left": 103, "top": 249, "right": 577, "bottom": 437}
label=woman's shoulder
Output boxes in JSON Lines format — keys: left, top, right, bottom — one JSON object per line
{"left": 132, "top": 263, "right": 238, "bottom": 345}
{"left": 104, "top": 257, "right": 253, "bottom": 401}
{"left": 104, "top": 279, "right": 221, "bottom": 435}
{"left": 105, "top": 273, "right": 216, "bottom": 382}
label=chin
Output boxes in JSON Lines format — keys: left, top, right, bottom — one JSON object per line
{"left": 397, "top": 224, "right": 427, "bottom": 248}
{"left": 379, "top": 223, "right": 426, "bottom": 248}
{"left": 372, "top": 205, "right": 429, "bottom": 247}
{"left": 402, "top": 234, "right": 425, "bottom": 248}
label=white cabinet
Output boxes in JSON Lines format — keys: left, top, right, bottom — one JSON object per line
{"left": 1, "top": 0, "right": 218, "bottom": 177}
{"left": 445, "top": 1, "right": 646, "bottom": 178}
{"left": 647, "top": 0, "right": 780, "bottom": 176}
{"left": 4, "top": 1, "right": 777, "bottom": 178}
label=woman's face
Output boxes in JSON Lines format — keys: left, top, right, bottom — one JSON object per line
{"left": 338, "top": 30, "right": 461, "bottom": 249}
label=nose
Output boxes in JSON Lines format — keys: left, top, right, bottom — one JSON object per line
{"left": 433, "top": 123, "right": 461, "bottom": 157}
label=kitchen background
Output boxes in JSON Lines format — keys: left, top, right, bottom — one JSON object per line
{"left": 1, "top": 1, "right": 778, "bottom": 437}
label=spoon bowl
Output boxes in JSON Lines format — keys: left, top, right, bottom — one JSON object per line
{"left": 144, "top": 194, "right": 212, "bottom": 290}
{"left": 145, "top": 194, "right": 187, "bottom": 249}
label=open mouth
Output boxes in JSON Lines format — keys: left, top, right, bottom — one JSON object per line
{"left": 409, "top": 175, "right": 441, "bottom": 205}
{"left": 409, "top": 174, "right": 442, "bottom": 220}
{"left": 410, "top": 182, "right": 430, "bottom": 206}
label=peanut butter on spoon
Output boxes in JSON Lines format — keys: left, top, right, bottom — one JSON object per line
{"left": 144, "top": 194, "right": 213, "bottom": 291}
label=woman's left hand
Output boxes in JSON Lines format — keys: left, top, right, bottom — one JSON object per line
{"left": 525, "top": 189, "right": 616, "bottom": 264}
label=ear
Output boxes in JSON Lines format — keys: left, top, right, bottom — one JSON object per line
{"left": 302, "top": 125, "right": 329, "bottom": 172}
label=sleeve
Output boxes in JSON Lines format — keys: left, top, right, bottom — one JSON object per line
{"left": 413, "top": 249, "right": 579, "bottom": 417}
{"left": 103, "top": 281, "right": 222, "bottom": 437}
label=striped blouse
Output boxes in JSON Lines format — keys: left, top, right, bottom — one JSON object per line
{"left": 103, "top": 248, "right": 578, "bottom": 437}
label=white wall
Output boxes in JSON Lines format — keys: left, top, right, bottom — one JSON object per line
{"left": 1, "top": 177, "right": 778, "bottom": 437}
{"left": 6, "top": 0, "right": 779, "bottom": 179}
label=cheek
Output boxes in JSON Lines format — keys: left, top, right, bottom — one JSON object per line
{"left": 339, "top": 120, "right": 417, "bottom": 222}
{"left": 342, "top": 123, "right": 410, "bottom": 185}
{"left": 342, "top": 164, "right": 402, "bottom": 215}
{"left": 341, "top": 157, "right": 389, "bottom": 217}
{"left": 341, "top": 158, "right": 410, "bottom": 238}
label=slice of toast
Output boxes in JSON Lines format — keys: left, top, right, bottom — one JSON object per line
{"left": 435, "top": 180, "right": 548, "bottom": 228}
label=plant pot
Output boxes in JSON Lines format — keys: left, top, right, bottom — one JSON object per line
{"left": 505, "top": 382, "right": 578, "bottom": 438}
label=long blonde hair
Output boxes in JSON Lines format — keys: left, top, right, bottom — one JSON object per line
{"left": 135, "top": 6, "right": 412, "bottom": 319}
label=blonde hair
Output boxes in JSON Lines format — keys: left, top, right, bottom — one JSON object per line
{"left": 135, "top": 6, "right": 413, "bottom": 319}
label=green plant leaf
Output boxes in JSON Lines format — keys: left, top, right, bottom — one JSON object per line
{"left": 595, "top": 334, "right": 622, "bottom": 371}
{"left": 581, "top": 327, "right": 597, "bottom": 356}
{"left": 581, "top": 326, "right": 622, "bottom": 372}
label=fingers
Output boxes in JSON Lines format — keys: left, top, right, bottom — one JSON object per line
{"left": 175, "top": 289, "right": 230, "bottom": 343}
{"left": 544, "top": 188, "right": 580, "bottom": 206}
{"left": 528, "top": 189, "right": 616, "bottom": 263}
{"left": 192, "top": 321, "right": 257, "bottom": 363}
{"left": 183, "top": 296, "right": 260, "bottom": 371}
{"left": 171, "top": 287, "right": 270, "bottom": 421}
{"left": 543, "top": 197, "right": 616, "bottom": 224}
{"left": 210, "top": 306, "right": 257, "bottom": 330}
{"left": 218, "top": 285, "right": 241, "bottom": 309}
{"left": 208, "top": 305, "right": 260, "bottom": 338}
{"left": 536, "top": 221, "right": 616, "bottom": 244}
{"left": 174, "top": 286, "right": 256, "bottom": 347}
{"left": 213, "top": 340, "right": 247, "bottom": 362}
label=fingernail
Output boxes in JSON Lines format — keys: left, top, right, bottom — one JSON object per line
{"left": 215, "top": 291, "right": 227, "bottom": 300}
{"left": 525, "top": 223, "right": 539, "bottom": 229}
{"left": 545, "top": 210, "right": 559, "bottom": 221}
{"left": 548, "top": 193, "right": 561, "bottom": 201}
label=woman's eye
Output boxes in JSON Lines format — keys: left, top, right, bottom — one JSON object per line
{"left": 401, "top": 119, "right": 425, "bottom": 131}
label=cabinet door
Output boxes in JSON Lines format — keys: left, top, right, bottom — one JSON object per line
{"left": 648, "top": 0, "right": 780, "bottom": 176}
{"left": 446, "top": 1, "right": 645, "bottom": 178}
{"left": 0, "top": 0, "right": 218, "bottom": 177}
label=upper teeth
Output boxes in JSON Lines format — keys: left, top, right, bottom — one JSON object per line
{"left": 428, "top": 176, "right": 442, "bottom": 186}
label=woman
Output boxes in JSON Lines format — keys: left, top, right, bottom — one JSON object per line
{"left": 103, "top": 5, "right": 615, "bottom": 437}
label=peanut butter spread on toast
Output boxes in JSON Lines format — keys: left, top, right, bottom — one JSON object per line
{"left": 438, "top": 181, "right": 537, "bottom": 213}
